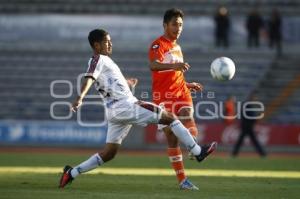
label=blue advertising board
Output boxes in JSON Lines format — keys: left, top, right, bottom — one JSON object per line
{"left": 0, "top": 120, "right": 107, "bottom": 146}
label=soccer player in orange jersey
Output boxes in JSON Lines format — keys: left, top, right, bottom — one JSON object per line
{"left": 148, "top": 8, "right": 204, "bottom": 190}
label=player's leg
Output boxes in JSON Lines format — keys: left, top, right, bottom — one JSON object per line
{"left": 134, "top": 101, "right": 208, "bottom": 189}
{"left": 156, "top": 106, "right": 217, "bottom": 162}
{"left": 59, "top": 143, "right": 119, "bottom": 188}
{"left": 174, "top": 96, "right": 199, "bottom": 159}
{"left": 133, "top": 101, "right": 217, "bottom": 161}
{"left": 163, "top": 126, "right": 188, "bottom": 186}
{"left": 178, "top": 106, "right": 198, "bottom": 139}
{"left": 175, "top": 94, "right": 198, "bottom": 139}
{"left": 158, "top": 102, "right": 187, "bottom": 186}
{"left": 152, "top": 102, "right": 197, "bottom": 189}
{"left": 164, "top": 131, "right": 199, "bottom": 190}
{"left": 178, "top": 107, "right": 199, "bottom": 160}
{"left": 106, "top": 101, "right": 195, "bottom": 190}
{"left": 59, "top": 123, "right": 131, "bottom": 188}
{"left": 158, "top": 111, "right": 200, "bottom": 155}
{"left": 71, "top": 143, "right": 120, "bottom": 177}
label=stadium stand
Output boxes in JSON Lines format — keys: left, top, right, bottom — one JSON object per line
{"left": 257, "top": 56, "right": 300, "bottom": 124}
{"left": 1, "top": 44, "right": 298, "bottom": 123}
{"left": 0, "top": 1, "right": 299, "bottom": 124}
{"left": 0, "top": 47, "right": 273, "bottom": 122}
{"left": 1, "top": 0, "right": 300, "bottom": 15}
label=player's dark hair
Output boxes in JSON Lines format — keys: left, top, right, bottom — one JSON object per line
{"left": 88, "top": 29, "right": 108, "bottom": 48}
{"left": 163, "top": 8, "right": 184, "bottom": 24}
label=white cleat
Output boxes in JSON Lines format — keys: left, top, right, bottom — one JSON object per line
{"left": 179, "top": 178, "right": 199, "bottom": 190}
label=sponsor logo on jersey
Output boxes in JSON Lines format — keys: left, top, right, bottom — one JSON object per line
{"left": 152, "top": 44, "right": 159, "bottom": 49}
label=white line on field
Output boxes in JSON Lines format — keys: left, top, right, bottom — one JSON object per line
{"left": 0, "top": 167, "right": 299, "bottom": 179}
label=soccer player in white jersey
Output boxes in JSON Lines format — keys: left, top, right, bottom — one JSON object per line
{"left": 59, "top": 29, "right": 217, "bottom": 189}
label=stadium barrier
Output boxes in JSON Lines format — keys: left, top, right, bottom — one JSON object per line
{"left": 1, "top": 120, "right": 299, "bottom": 151}
{"left": 0, "top": 120, "right": 107, "bottom": 147}
{"left": 145, "top": 123, "right": 300, "bottom": 147}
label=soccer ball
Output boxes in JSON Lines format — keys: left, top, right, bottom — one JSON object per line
{"left": 210, "top": 57, "right": 235, "bottom": 81}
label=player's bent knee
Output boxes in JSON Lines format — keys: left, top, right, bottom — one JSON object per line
{"left": 178, "top": 107, "right": 193, "bottom": 120}
{"left": 159, "top": 110, "right": 177, "bottom": 125}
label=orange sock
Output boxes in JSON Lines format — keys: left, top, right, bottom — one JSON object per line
{"left": 182, "top": 120, "right": 199, "bottom": 138}
{"left": 167, "top": 147, "right": 186, "bottom": 183}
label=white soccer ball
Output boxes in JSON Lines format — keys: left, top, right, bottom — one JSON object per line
{"left": 210, "top": 57, "right": 236, "bottom": 81}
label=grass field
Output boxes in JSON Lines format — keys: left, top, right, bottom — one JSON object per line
{"left": 0, "top": 150, "right": 299, "bottom": 199}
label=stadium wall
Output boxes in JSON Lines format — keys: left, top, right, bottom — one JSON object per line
{"left": 0, "top": 121, "right": 299, "bottom": 152}
{"left": 145, "top": 123, "right": 300, "bottom": 150}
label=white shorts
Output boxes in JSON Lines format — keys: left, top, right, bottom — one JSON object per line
{"left": 106, "top": 100, "right": 162, "bottom": 144}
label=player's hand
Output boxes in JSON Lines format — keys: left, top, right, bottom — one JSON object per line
{"left": 71, "top": 97, "right": 83, "bottom": 112}
{"left": 186, "top": 82, "right": 203, "bottom": 92}
{"left": 127, "top": 78, "right": 138, "bottom": 88}
{"left": 174, "top": 62, "right": 190, "bottom": 72}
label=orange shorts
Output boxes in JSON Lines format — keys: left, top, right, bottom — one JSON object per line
{"left": 153, "top": 93, "right": 193, "bottom": 115}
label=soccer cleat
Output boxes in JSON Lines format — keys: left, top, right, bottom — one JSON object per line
{"left": 59, "top": 165, "right": 74, "bottom": 188}
{"left": 179, "top": 178, "right": 199, "bottom": 190}
{"left": 195, "top": 141, "right": 217, "bottom": 162}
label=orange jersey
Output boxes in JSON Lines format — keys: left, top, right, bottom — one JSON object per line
{"left": 148, "top": 36, "right": 192, "bottom": 114}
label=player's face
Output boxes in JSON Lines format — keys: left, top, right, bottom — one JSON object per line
{"left": 164, "top": 16, "right": 183, "bottom": 41}
{"left": 99, "top": 34, "right": 113, "bottom": 56}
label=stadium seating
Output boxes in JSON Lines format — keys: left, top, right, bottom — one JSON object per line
{"left": 257, "top": 55, "right": 300, "bottom": 124}
{"left": 1, "top": 44, "right": 299, "bottom": 124}
{"left": 0, "top": 11, "right": 299, "bottom": 124}
{"left": 1, "top": 0, "right": 299, "bottom": 15}
{"left": 0, "top": 47, "right": 273, "bottom": 122}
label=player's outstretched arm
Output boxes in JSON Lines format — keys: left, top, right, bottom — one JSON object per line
{"left": 149, "top": 61, "right": 190, "bottom": 72}
{"left": 71, "top": 77, "right": 95, "bottom": 112}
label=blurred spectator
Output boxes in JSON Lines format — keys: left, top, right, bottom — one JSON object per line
{"left": 232, "top": 94, "right": 267, "bottom": 157}
{"left": 246, "top": 9, "right": 264, "bottom": 48}
{"left": 268, "top": 9, "right": 282, "bottom": 57}
{"left": 224, "top": 95, "right": 236, "bottom": 125}
{"left": 214, "top": 6, "right": 231, "bottom": 48}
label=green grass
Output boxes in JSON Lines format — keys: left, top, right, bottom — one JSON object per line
{"left": 0, "top": 152, "right": 299, "bottom": 199}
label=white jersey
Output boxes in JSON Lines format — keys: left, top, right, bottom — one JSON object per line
{"left": 85, "top": 54, "right": 137, "bottom": 107}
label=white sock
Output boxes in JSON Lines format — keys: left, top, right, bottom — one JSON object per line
{"left": 170, "top": 120, "right": 201, "bottom": 156}
{"left": 71, "top": 153, "right": 104, "bottom": 178}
